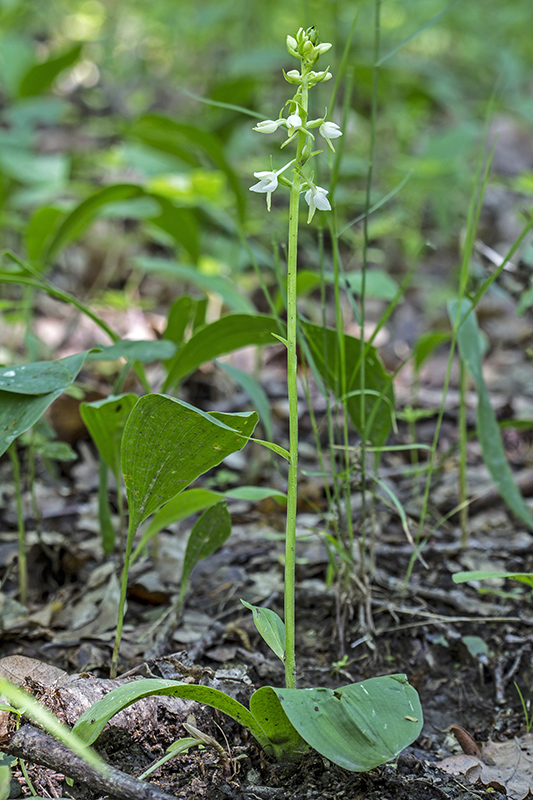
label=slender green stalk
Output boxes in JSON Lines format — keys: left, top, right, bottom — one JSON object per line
{"left": 110, "top": 519, "right": 137, "bottom": 678}
{"left": 284, "top": 82, "right": 309, "bottom": 690}
{"left": 8, "top": 443, "right": 27, "bottom": 606}
{"left": 458, "top": 358, "right": 469, "bottom": 546}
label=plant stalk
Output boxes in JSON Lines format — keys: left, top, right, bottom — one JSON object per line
{"left": 284, "top": 80, "right": 309, "bottom": 690}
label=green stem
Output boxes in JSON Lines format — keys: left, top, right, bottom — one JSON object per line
{"left": 458, "top": 358, "right": 469, "bottom": 546}
{"left": 284, "top": 80, "right": 309, "bottom": 690}
{"left": 110, "top": 518, "right": 137, "bottom": 678}
{"left": 8, "top": 443, "right": 27, "bottom": 605}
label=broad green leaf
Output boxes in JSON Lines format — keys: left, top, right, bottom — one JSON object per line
{"left": 43, "top": 184, "right": 147, "bottom": 263}
{"left": 80, "top": 394, "right": 138, "bottom": 474}
{"left": 241, "top": 601, "right": 285, "bottom": 662}
{"left": 26, "top": 206, "right": 63, "bottom": 262}
{"left": 133, "top": 485, "right": 286, "bottom": 561}
{"left": 72, "top": 678, "right": 271, "bottom": 752}
{"left": 250, "top": 686, "right": 308, "bottom": 761}
{"left": 270, "top": 675, "right": 423, "bottom": 771}
{"left": 452, "top": 570, "right": 533, "bottom": 588}
{"left": 217, "top": 360, "right": 273, "bottom": 441}
{"left": 450, "top": 299, "right": 533, "bottom": 528}
{"left": 0, "top": 352, "right": 89, "bottom": 395}
{"left": 163, "top": 314, "right": 282, "bottom": 390}
{"left": 121, "top": 394, "right": 258, "bottom": 530}
{"left": 303, "top": 322, "right": 394, "bottom": 447}
{"left": 18, "top": 45, "right": 82, "bottom": 97}
{"left": 129, "top": 114, "right": 246, "bottom": 220}
{"left": 178, "top": 501, "right": 232, "bottom": 608}
{"left": 136, "top": 256, "right": 254, "bottom": 314}
{"left": 335, "top": 270, "right": 400, "bottom": 301}
{"left": 0, "top": 353, "right": 91, "bottom": 457}
{"left": 163, "top": 295, "right": 197, "bottom": 354}
{"left": 0, "top": 392, "right": 61, "bottom": 458}
{"left": 87, "top": 340, "right": 177, "bottom": 363}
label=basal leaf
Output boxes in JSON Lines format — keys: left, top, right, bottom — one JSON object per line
{"left": 72, "top": 678, "right": 271, "bottom": 752}
{"left": 18, "top": 45, "right": 82, "bottom": 97}
{"left": 249, "top": 686, "right": 308, "bottom": 761}
{"left": 271, "top": 675, "right": 423, "bottom": 771}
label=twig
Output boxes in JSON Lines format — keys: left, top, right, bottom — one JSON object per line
{"left": 5, "top": 724, "right": 178, "bottom": 800}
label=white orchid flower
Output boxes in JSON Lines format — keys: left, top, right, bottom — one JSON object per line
{"left": 304, "top": 185, "right": 331, "bottom": 223}
{"left": 286, "top": 113, "right": 302, "bottom": 131}
{"left": 253, "top": 119, "right": 285, "bottom": 134}
{"left": 319, "top": 121, "right": 343, "bottom": 151}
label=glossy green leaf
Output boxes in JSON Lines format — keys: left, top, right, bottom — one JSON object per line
{"left": 80, "top": 394, "right": 138, "bottom": 474}
{"left": 249, "top": 686, "right": 308, "bottom": 761}
{"left": 178, "top": 501, "right": 231, "bottom": 608}
{"left": 72, "top": 678, "right": 271, "bottom": 752}
{"left": 450, "top": 299, "right": 533, "bottom": 528}
{"left": 0, "top": 353, "right": 91, "bottom": 457}
{"left": 87, "top": 340, "right": 177, "bottom": 363}
{"left": 303, "top": 323, "right": 394, "bottom": 447}
{"left": 452, "top": 570, "right": 533, "bottom": 588}
{"left": 43, "top": 184, "right": 146, "bottom": 263}
{"left": 121, "top": 394, "right": 258, "bottom": 530}
{"left": 0, "top": 352, "right": 89, "bottom": 395}
{"left": 241, "top": 602, "right": 285, "bottom": 662}
{"left": 270, "top": 674, "right": 423, "bottom": 771}
{"left": 136, "top": 256, "right": 254, "bottom": 314}
{"left": 18, "top": 44, "right": 82, "bottom": 97}
{"left": 163, "top": 314, "right": 281, "bottom": 390}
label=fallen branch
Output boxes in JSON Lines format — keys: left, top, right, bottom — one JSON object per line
{"left": 6, "top": 724, "right": 178, "bottom": 800}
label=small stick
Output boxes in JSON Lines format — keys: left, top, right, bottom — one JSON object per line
{"left": 5, "top": 724, "right": 178, "bottom": 800}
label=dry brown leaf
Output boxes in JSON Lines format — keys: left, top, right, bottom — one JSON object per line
{"left": 437, "top": 733, "right": 533, "bottom": 799}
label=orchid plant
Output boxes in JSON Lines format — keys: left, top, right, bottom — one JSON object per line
{"left": 248, "top": 26, "right": 343, "bottom": 689}
{"left": 69, "top": 28, "right": 423, "bottom": 776}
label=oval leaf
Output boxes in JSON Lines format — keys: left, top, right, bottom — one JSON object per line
{"left": 80, "top": 394, "right": 138, "bottom": 474}
{"left": 241, "top": 601, "right": 285, "bottom": 663}
{"left": 121, "top": 394, "right": 258, "bottom": 529}
{"left": 270, "top": 674, "right": 423, "bottom": 771}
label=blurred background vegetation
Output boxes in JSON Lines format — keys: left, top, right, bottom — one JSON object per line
{"left": 1, "top": 0, "right": 532, "bottom": 352}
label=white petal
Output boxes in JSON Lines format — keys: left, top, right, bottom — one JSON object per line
{"left": 313, "top": 190, "right": 331, "bottom": 211}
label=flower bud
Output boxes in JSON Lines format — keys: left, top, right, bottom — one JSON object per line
{"left": 283, "top": 69, "right": 302, "bottom": 84}
{"left": 253, "top": 119, "right": 284, "bottom": 134}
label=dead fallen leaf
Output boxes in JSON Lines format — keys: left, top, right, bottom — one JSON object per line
{"left": 437, "top": 733, "right": 533, "bottom": 799}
